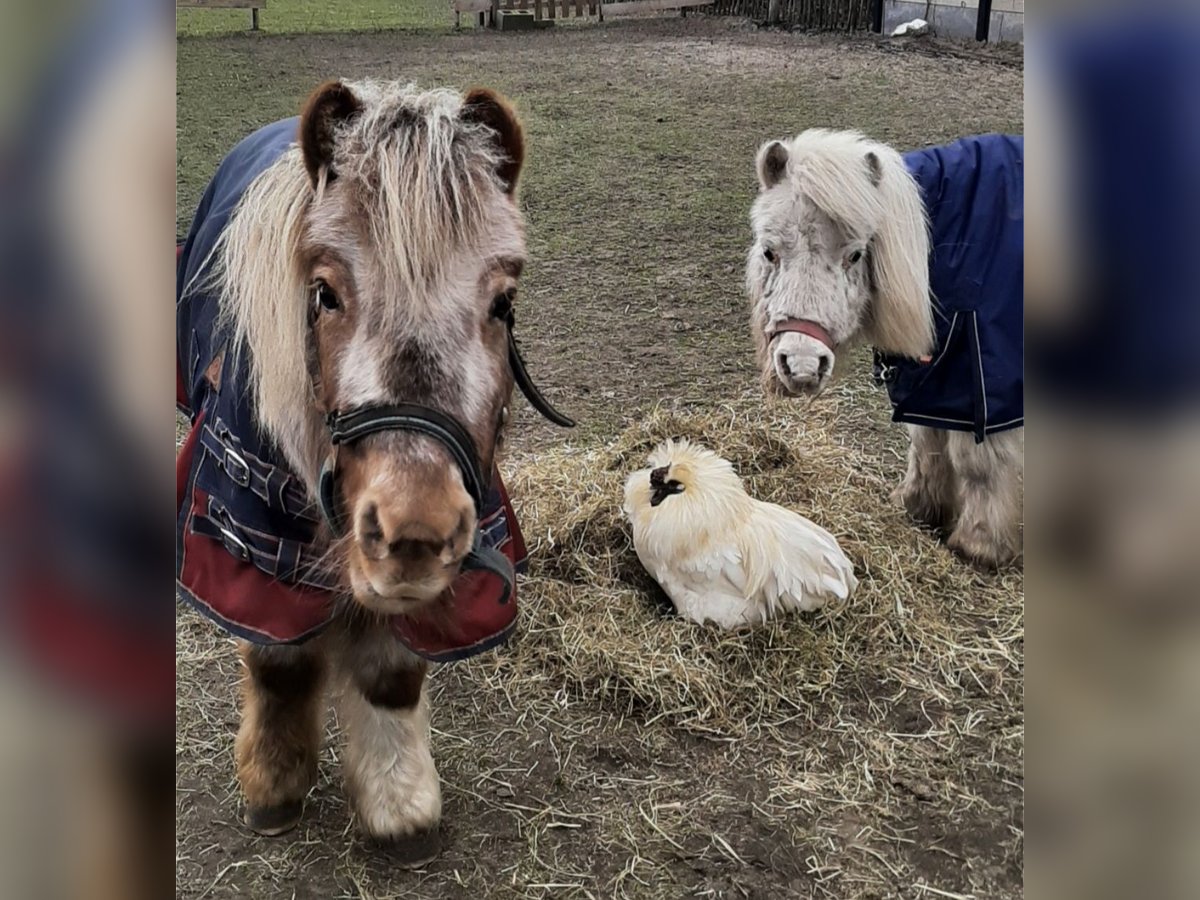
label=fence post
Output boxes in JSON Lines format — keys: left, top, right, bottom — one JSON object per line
{"left": 975, "top": 0, "right": 993, "bottom": 40}
{"left": 871, "top": 0, "right": 884, "bottom": 33}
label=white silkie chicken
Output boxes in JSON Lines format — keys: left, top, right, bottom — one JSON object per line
{"left": 623, "top": 439, "right": 858, "bottom": 629}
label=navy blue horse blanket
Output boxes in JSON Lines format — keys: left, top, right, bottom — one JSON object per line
{"left": 876, "top": 135, "right": 1024, "bottom": 442}
{"left": 176, "top": 119, "right": 526, "bottom": 661}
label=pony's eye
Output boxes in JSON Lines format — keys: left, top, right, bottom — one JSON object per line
{"left": 847, "top": 250, "right": 864, "bottom": 265}
{"left": 763, "top": 247, "right": 777, "bottom": 264}
{"left": 490, "top": 290, "right": 514, "bottom": 321}
{"left": 314, "top": 282, "right": 340, "bottom": 313}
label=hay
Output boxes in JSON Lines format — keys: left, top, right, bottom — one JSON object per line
{"left": 495, "top": 402, "right": 1023, "bottom": 739}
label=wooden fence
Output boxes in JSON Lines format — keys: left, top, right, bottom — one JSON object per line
{"left": 453, "top": 0, "right": 596, "bottom": 26}
{"left": 710, "top": 0, "right": 874, "bottom": 30}
{"left": 453, "top": 0, "right": 714, "bottom": 27}
{"left": 178, "top": 0, "right": 265, "bottom": 31}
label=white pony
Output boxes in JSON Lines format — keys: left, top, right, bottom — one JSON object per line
{"left": 745, "top": 129, "right": 1023, "bottom": 569}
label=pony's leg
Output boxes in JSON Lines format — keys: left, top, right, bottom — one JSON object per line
{"left": 336, "top": 623, "right": 441, "bottom": 865}
{"left": 234, "top": 641, "right": 326, "bottom": 836}
{"left": 897, "top": 425, "right": 957, "bottom": 531}
{"left": 946, "top": 428, "right": 1023, "bottom": 569}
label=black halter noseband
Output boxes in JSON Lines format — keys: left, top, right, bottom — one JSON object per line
{"left": 316, "top": 314, "right": 574, "bottom": 602}
{"left": 322, "top": 404, "right": 487, "bottom": 522}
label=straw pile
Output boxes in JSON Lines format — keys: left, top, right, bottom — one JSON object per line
{"left": 493, "top": 402, "right": 1023, "bottom": 739}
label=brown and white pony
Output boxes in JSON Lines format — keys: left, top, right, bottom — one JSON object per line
{"left": 210, "top": 81, "right": 532, "bottom": 862}
{"left": 745, "top": 130, "right": 1022, "bottom": 569}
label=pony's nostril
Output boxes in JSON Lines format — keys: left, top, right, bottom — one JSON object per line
{"left": 358, "top": 503, "right": 383, "bottom": 545}
{"left": 817, "top": 355, "right": 831, "bottom": 379}
{"left": 777, "top": 352, "right": 792, "bottom": 377}
{"left": 353, "top": 485, "right": 474, "bottom": 577}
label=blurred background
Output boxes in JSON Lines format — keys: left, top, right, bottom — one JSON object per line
{"left": 1027, "top": 3, "right": 1200, "bottom": 899}
{"left": 0, "top": 0, "right": 173, "bottom": 897}
{"left": 0, "top": 0, "right": 1196, "bottom": 895}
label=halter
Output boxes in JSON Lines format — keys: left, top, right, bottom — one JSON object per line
{"left": 316, "top": 311, "right": 575, "bottom": 604}
{"left": 766, "top": 318, "right": 837, "bottom": 353}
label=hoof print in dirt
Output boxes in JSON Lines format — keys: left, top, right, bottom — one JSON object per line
{"left": 365, "top": 827, "right": 443, "bottom": 869}
{"left": 244, "top": 798, "right": 304, "bottom": 837}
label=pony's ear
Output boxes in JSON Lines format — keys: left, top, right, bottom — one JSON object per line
{"left": 461, "top": 88, "right": 525, "bottom": 194}
{"left": 299, "top": 80, "right": 362, "bottom": 187}
{"left": 756, "top": 140, "right": 790, "bottom": 190}
{"left": 863, "top": 145, "right": 934, "bottom": 358}
{"left": 864, "top": 151, "right": 883, "bottom": 187}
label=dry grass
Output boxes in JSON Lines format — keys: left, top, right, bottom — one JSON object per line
{"left": 490, "top": 401, "right": 1022, "bottom": 742}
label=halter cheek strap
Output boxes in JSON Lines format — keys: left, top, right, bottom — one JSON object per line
{"left": 767, "top": 318, "right": 838, "bottom": 353}
{"left": 462, "top": 530, "right": 516, "bottom": 606}
{"left": 504, "top": 309, "right": 575, "bottom": 428}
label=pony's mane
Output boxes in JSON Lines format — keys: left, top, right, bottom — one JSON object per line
{"left": 784, "top": 129, "right": 933, "bottom": 358}
{"left": 203, "top": 82, "right": 510, "bottom": 485}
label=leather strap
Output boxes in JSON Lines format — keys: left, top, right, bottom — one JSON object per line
{"left": 767, "top": 318, "right": 837, "bottom": 352}
{"left": 320, "top": 403, "right": 486, "bottom": 535}
{"left": 505, "top": 311, "right": 575, "bottom": 427}
{"left": 198, "top": 419, "right": 316, "bottom": 521}
{"left": 327, "top": 404, "right": 486, "bottom": 509}
{"left": 461, "top": 538, "right": 514, "bottom": 607}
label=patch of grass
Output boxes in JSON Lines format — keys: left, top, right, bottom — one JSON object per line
{"left": 177, "top": 0, "right": 451, "bottom": 38}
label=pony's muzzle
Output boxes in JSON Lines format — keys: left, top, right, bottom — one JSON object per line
{"left": 772, "top": 332, "right": 834, "bottom": 396}
{"left": 341, "top": 440, "right": 478, "bottom": 609}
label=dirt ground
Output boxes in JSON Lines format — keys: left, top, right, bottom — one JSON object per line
{"left": 176, "top": 18, "right": 1023, "bottom": 899}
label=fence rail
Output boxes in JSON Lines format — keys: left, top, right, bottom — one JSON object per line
{"left": 452, "top": 0, "right": 712, "bottom": 25}
{"left": 177, "top": 0, "right": 265, "bottom": 30}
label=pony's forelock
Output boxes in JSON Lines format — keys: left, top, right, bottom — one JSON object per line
{"left": 337, "top": 82, "right": 510, "bottom": 331}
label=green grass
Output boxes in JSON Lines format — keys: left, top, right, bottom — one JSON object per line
{"left": 177, "top": 0, "right": 452, "bottom": 37}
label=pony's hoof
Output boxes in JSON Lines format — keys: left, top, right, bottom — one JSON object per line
{"left": 947, "top": 528, "right": 1018, "bottom": 572}
{"left": 244, "top": 798, "right": 304, "bottom": 836}
{"left": 896, "top": 486, "right": 954, "bottom": 533}
{"left": 366, "top": 826, "right": 442, "bottom": 868}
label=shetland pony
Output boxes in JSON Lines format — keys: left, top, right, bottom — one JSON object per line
{"left": 177, "top": 80, "right": 570, "bottom": 863}
{"left": 745, "top": 130, "right": 1023, "bottom": 569}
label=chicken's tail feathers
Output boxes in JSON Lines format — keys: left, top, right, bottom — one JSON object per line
{"left": 753, "top": 505, "right": 859, "bottom": 613}
{"left": 792, "top": 562, "right": 855, "bottom": 607}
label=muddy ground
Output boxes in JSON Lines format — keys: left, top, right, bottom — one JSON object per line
{"left": 177, "top": 17, "right": 1023, "bottom": 899}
